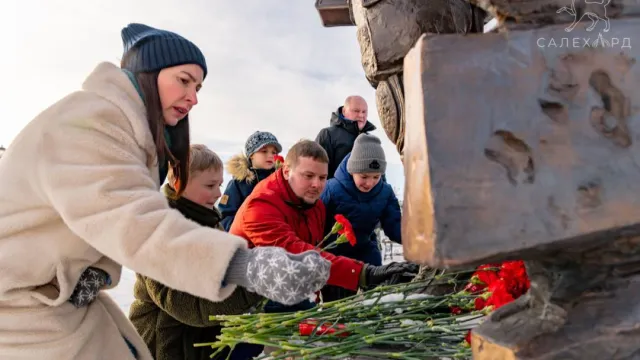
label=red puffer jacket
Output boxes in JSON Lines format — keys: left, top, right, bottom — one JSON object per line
{"left": 230, "top": 168, "right": 364, "bottom": 291}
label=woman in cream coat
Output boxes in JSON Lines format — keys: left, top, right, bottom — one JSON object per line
{"left": 0, "top": 23, "right": 330, "bottom": 360}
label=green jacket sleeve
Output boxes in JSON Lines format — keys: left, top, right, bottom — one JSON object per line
{"left": 142, "top": 275, "right": 264, "bottom": 327}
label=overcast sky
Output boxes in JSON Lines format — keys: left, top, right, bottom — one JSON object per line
{"left": 1, "top": 0, "right": 402, "bottom": 165}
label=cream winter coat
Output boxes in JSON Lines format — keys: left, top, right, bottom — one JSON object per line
{"left": 0, "top": 62, "right": 248, "bottom": 360}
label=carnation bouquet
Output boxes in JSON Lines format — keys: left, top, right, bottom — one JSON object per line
{"left": 195, "top": 260, "right": 530, "bottom": 360}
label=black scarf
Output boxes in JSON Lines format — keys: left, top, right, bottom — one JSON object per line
{"left": 162, "top": 184, "right": 222, "bottom": 229}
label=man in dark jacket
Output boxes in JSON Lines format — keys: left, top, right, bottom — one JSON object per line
{"left": 315, "top": 95, "right": 376, "bottom": 179}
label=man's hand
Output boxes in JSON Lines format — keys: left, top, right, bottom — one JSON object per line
{"left": 360, "top": 262, "right": 419, "bottom": 289}
{"left": 225, "top": 247, "right": 331, "bottom": 306}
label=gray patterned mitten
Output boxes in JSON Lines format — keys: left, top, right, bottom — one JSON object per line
{"left": 225, "top": 247, "right": 331, "bottom": 306}
{"left": 69, "top": 267, "right": 111, "bottom": 308}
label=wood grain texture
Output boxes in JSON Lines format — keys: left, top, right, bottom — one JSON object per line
{"left": 314, "top": 0, "right": 354, "bottom": 27}
{"left": 472, "top": 0, "right": 640, "bottom": 25}
{"left": 402, "top": 18, "right": 640, "bottom": 268}
{"left": 352, "top": 0, "right": 481, "bottom": 84}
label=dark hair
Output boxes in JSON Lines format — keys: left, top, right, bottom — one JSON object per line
{"left": 121, "top": 49, "right": 190, "bottom": 195}
{"left": 285, "top": 139, "right": 329, "bottom": 169}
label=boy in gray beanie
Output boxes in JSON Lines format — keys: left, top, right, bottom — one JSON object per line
{"left": 347, "top": 134, "right": 387, "bottom": 176}
{"left": 320, "top": 133, "right": 408, "bottom": 302}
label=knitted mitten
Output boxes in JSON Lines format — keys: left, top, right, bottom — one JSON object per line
{"left": 225, "top": 247, "right": 331, "bottom": 306}
{"left": 69, "top": 267, "right": 110, "bottom": 307}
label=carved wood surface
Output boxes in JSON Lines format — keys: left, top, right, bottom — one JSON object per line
{"left": 376, "top": 73, "right": 406, "bottom": 157}
{"left": 471, "top": 0, "right": 640, "bottom": 25}
{"left": 351, "top": 0, "right": 481, "bottom": 85}
{"left": 402, "top": 18, "right": 640, "bottom": 268}
{"left": 472, "top": 266, "right": 640, "bottom": 359}
{"left": 314, "top": 0, "right": 353, "bottom": 27}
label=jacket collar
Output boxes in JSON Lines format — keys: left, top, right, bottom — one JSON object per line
{"left": 253, "top": 168, "right": 275, "bottom": 182}
{"left": 226, "top": 153, "right": 276, "bottom": 183}
{"left": 329, "top": 106, "right": 376, "bottom": 135}
{"left": 273, "top": 168, "right": 317, "bottom": 211}
{"left": 334, "top": 153, "right": 384, "bottom": 201}
{"left": 81, "top": 62, "right": 156, "bottom": 159}
{"left": 162, "top": 184, "right": 222, "bottom": 229}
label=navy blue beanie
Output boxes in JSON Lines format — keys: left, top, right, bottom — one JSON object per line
{"left": 121, "top": 23, "right": 208, "bottom": 79}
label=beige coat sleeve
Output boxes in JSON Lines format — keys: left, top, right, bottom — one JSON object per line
{"left": 35, "top": 113, "right": 248, "bottom": 302}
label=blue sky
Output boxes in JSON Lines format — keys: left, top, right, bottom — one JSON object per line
{"left": 1, "top": 0, "right": 403, "bottom": 169}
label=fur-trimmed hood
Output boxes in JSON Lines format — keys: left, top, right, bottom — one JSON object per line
{"left": 220, "top": 154, "right": 276, "bottom": 231}
{"left": 226, "top": 153, "right": 254, "bottom": 182}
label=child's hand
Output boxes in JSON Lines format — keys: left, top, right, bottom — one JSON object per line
{"left": 225, "top": 247, "right": 331, "bottom": 305}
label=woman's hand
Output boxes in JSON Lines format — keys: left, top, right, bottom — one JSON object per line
{"left": 225, "top": 247, "right": 331, "bottom": 306}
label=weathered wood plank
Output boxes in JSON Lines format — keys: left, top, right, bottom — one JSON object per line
{"left": 402, "top": 18, "right": 640, "bottom": 268}
{"left": 315, "top": 0, "right": 353, "bottom": 27}
{"left": 471, "top": 0, "right": 640, "bottom": 27}
{"left": 351, "top": 0, "right": 482, "bottom": 84}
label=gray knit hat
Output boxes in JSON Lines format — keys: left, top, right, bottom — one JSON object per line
{"left": 347, "top": 134, "right": 387, "bottom": 174}
{"left": 245, "top": 131, "right": 282, "bottom": 158}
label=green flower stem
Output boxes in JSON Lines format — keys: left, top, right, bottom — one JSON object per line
{"left": 204, "top": 274, "right": 483, "bottom": 359}
{"left": 315, "top": 229, "right": 338, "bottom": 250}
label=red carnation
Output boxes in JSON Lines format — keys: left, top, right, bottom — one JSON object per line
{"left": 299, "top": 319, "right": 349, "bottom": 337}
{"left": 316, "top": 215, "right": 357, "bottom": 250}
{"left": 498, "top": 260, "right": 530, "bottom": 298}
{"left": 450, "top": 306, "right": 463, "bottom": 315}
{"left": 274, "top": 155, "right": 285, "bottom": 169}
{"left": 464, "top": 283, "right": 484, "bottom": 294}
{"left": 335, "top": 215, "right": 353, "bottom": 234}
{"left": 335, "top": 214, "right": 356, "bottom": 246}
{"left": 471, "top": 267, "right": 500, "bottom": 287}
{"left": 474, "top": 297, "right": 487, "bottom": 310}
{"left": 485, "top": 280, "right": 515, "bottom": 309}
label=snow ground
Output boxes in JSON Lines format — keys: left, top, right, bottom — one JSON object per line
{"left": 107, "top": 240, "right": 406, "bottom": 314}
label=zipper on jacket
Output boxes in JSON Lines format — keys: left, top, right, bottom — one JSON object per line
{"left": 301, "top": 212, "right": 313, "bottom": 245}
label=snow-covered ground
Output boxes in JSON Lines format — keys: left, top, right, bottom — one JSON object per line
{"left": 107, "top": 239, "right": 406, "bottom": 314}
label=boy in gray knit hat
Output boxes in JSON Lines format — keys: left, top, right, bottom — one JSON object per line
{"left": 320, "top": 133, "right": 408, "bottom": 301}
{"left": 347, "top": 133, "right": 387, "bottom": 178}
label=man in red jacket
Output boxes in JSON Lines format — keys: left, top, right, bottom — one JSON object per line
{"left": 230, "top": 139, "right": 417, "bottom": 311}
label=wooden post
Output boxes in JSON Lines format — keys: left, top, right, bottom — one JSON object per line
{"left": 317, "top": 1, "right": 640, "bottom": 357}
{"left": 402, "top": 11, "right": 640, "bottom": 359}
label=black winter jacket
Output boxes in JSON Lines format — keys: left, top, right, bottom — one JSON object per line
{"left": 315, "top": 106, "right": 376, "bottom": 179}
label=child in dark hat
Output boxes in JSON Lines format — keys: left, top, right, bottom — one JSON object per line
{"left": 219, "top": 131, "right": 283, "bottom": 231}
{"left": 320, "top": 134, "right": 405, "bottom": 301}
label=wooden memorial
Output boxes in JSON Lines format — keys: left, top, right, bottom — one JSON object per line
{"left": 317, "top": 0, "right": 640, "bottom": 358}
